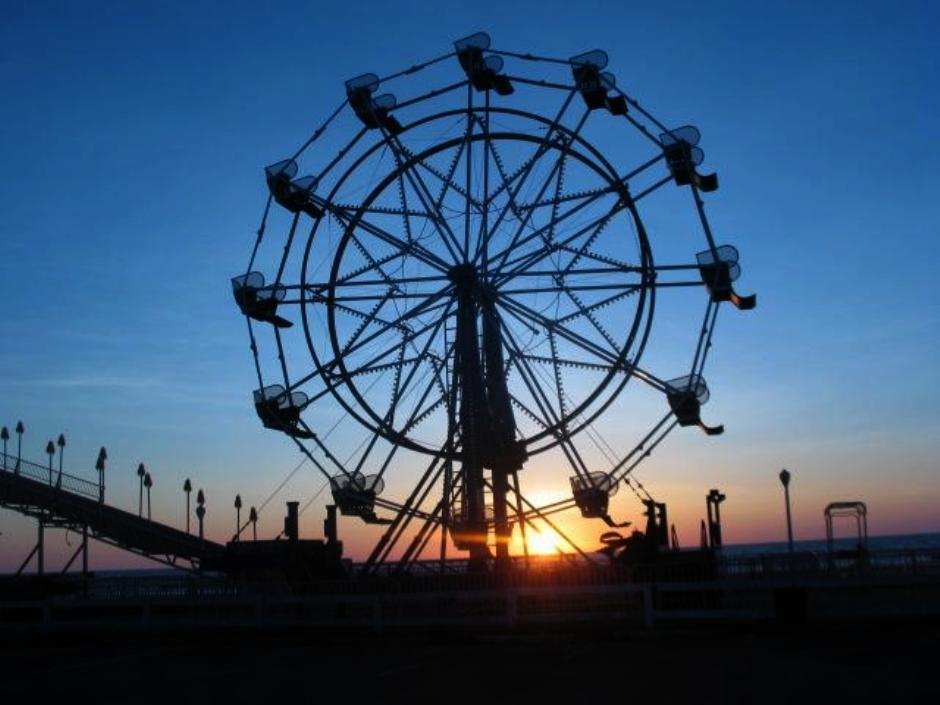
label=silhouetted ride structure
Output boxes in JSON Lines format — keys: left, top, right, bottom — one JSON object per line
{"left": 231, "top": 31, "right": 756, "bottom": 576}
{"left": 0, "top": 32, "right": 758, "bottom": 591}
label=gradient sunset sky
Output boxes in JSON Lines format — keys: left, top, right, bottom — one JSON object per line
{"left": 1, "top": 0, "right": 938, "bottom": 571}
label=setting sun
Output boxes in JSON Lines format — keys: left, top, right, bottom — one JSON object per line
{"left": 525, "top": 529, "right": 561, "bottom": 555}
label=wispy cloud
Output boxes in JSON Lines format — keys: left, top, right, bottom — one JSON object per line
{"left": 0, "top": 375, "right": 167, "bottom": 391}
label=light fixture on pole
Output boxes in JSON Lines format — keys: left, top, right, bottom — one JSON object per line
{"left": 1, "top": 427, "right": 8, "bottom": 470}
{"left": 45, "top": 440, "right": 55, "bottom": 485}
{"left": 96, "top": 447, "right": 107, "bottom": 503}
{"left": 779, "top": 468, "right": 794, "bottom": 552}
{"left": 14, "top": 421, "right": 24, "bottom": 474}
{"left": 136, "top": 463, "right": 146, "bottom": 517}
{"left": 56, "top": 434, "right": 66, "bottom": 488}
{"left": 196, "top": 489, "right": 206, "bottom": 541}
{"left": 144, "top": 472, "right": 153, "bottom": 520}
{"left": 183, "top": 478, "right": 192, "bottom": 534}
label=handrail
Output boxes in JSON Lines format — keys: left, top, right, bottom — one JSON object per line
{"left": 0, "top": 451, "right": 99, "bottom": 500}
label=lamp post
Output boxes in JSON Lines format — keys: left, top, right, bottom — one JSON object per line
{"left": 56, "top": 434, "right": 66, "bottom": 488}
{"left": 136, "top": 463, "right": 146, "bottom": 517}
{"left": 249, "top": 506, "right": 258, "bottom": 541}
{"left": 15, "top": 421, "right": 24, "bottom": 474}
{"left": 779, "top": 468, "right": 794, "bottom": 552}
{"left": 234, "top": 494, "right": 242, "bottom": 541}
{"left": 1, "top": 427, "right": 8, "bottom": 469}
{"left": 45, "top": 440, "right": 55, "bottom": 485}
{"left": 144, "top": 472, "right": 153, "bottom": 520}
{"left": 183, "top": 479, "right": 192, "bottom": 533}
{"left": 96, "top": 447, "right": 107, "bottom": 503}
{"left": 196, "top": 489, "right": 206, "bottom": 541}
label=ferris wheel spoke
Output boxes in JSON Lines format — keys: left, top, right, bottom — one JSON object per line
{"left": 485, "top": 108, "right": 591, "bottom": 275}
{"left": 399, "top": 351, "right": 452, "bottom": 438}
{"left": 319, "top": 291, "right": 454, "bottom": 376}
{"left": 555, "top": 287, "right": 640, "bottom": 325}
{"left": 306, "top": 273, "right": 451, "bottom": 291}
{"left": 559, "top": 285, "right": 619, "bottom": 351}
{"left": 328, "top": 203, "right": 434, "bottom": 219}
{"left": 332, "top": 249, "right": 413, "bottom": 287}
{"left": 488, "top": 191, "right": 624, "bottom": 283}
{"left": 507, "top": 394, "right": 586, "bottom": 479}
{"left": 514, "top": 185, "right": 614, "bottom": 212}
{"left": 498, "top": 282, "right": 641, "bottom": 296}
{"left": 326, "top": 203, "right": 452, "bottom": 273}
{"left": 632, "top": 174, "right": 673, "bottom": 203}
{"left": 475, "top": 91, "right": 577, "bottom": 240}
{"left": 494, "top": 204, "right": 623, "bottom": 288}
{"left": 513, "top": 353, "right": 616, "bottom": 373}
{"left": 383, "top": 131, "right": 467, "bottom": 262}
{"left": 380, "top": 314, "right": 451, "bottom": 431}
{"left": 607, "top": 413, "right": 679, "bottom": 486}
{"left": 296, "top": 289, "right": 450, "bottom": 304}
{"left": 513, "top": 152, "right": 664, "bottom": 214}
{"left": 471, "top": 128, "right": 532, "bottom": 268}
{"left": 498, "top": 292, "right": 618, "bottom": 360}
{"left": 463, "top": 85, "right": 474, "bottom": 262}
{"left": 329, "top": 311, "right": 455, "bottom": 427}
{"left": 334, "top": 286, "right": 407, "bottom": 362}
{"left": 500, "top": 294, "right": 667, "bottom": 392}
{"left": 431, "top": 117, "right": 473, "bottom": 222}
{"left": 500, "top": 322, "right": 591, "bottom": 476}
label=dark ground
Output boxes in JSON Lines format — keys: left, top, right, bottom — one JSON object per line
{"left": 1, "top": 622, "right": 937, "bottom": 704}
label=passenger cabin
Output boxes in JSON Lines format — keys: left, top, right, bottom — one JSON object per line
{"left": 665, "top": 375, "right": 723, "bottom": 436}
{"left": 696, "top": 245, "right": 757, "bottom": 310}
{"left": 253, "top": 385, "right": 314, "bottom": 438}
{"left": 571, "top": 472, "right": 630, "bottom": 527}
{"left": 264, "top": 159, "right": 323, "bottom": 218}
{"left": 345, "top": 73, "right": 403, "bottom": 134}
{"left": 231, "top": 272, "right": 292, "bottom": 328}
{"left": 329, "top": 473, "right": 390, "bottom": 524}
{"left": 570, "top": 50, "right": 627, "bottom": 115}
{"left": 454, "top": 32, "right": 514, "bottom": 95}
{"left": 660, "top": 126, "right": 718, "bottom": 192}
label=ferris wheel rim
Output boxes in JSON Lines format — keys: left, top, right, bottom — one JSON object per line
{"left": 298, "top": 114, "right": 656, "bottom": 457}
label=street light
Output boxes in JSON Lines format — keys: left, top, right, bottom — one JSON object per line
{"left": 234, "top": 494, "right": 242, "bottom": 541}
{"left": 136, "top": 463, "right": 146, "bottom": 517}
{"left": 183, "top": 479, "right": 193, "bottom": 533}
{"left": 96, "top": 447, "right": 107, "bottom": 503}
{"left": 196, "top": 489, "right": 206, "bottom": 541}
{"left": 1, "top": 427, "right": 8, "bottom": 470}
{"left": 15, "top": 421, "right": 24, "bottom": 474}
{"left": 779, "top": 468, "right": 794, "bottom": 552}
{"left": 249, "top": 506, "right": 258, "bottom": 541}
{"left": 144, "top": 472, "right": 153, "bottom": 520}
{"left": 45, "top": 440, "right": 55, "bottom": 485}
{"left": 56, "top": 434, "right": 66, "bottom": 488}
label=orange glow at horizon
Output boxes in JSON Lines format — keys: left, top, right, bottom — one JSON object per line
{"left": 514, "top": 527, "right": 563, "bottom": 555}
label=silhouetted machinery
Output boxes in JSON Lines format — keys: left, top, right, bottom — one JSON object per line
{"left": 224, "top": 502, "right": 346, "bottom": 584}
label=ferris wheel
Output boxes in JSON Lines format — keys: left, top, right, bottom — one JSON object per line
{"left": 232, "top": 32, "right": 755, "bottom": 572}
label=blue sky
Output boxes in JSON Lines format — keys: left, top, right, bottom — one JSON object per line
{"left": 1, "top": 1, "right": 938, "bottom": 569}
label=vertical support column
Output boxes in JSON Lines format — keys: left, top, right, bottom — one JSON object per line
{"left": 451, "top": 264, "right": 488, "bottom": 571}
{"left": 481, "top": 293, "right": 523, "bottom": 570}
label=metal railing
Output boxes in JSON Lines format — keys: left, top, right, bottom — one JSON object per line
{"left": 0, "top": 451, "right": 100, "bottom": 501}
